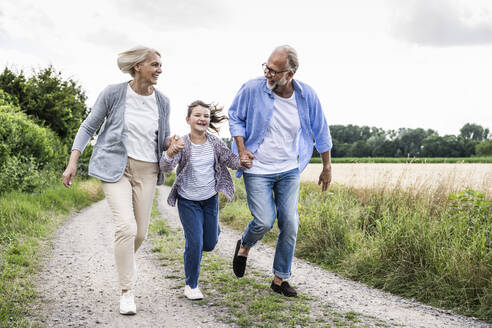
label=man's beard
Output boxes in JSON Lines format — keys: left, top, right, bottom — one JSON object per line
{"left": 267, "top": 76, "right": 287, "bottom": 91}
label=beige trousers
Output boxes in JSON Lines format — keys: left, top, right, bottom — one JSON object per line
{"left": 101, "top": 157, "right": 158, "bottom": 291}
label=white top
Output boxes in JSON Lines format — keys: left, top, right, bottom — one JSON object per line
{"left": 177, "top": 139, "right": 217, "bottom": 201}
{"left": 124, "top": 85, "right": 159, "bottom": 162}
{"left": 245, "top": 92, "right": 301, "bottom": 174}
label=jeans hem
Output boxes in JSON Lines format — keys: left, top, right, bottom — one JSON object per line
{"left": 272, "top": 269, "right": 291, "bottom": 280}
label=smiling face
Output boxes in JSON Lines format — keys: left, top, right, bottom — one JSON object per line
{"left": 264, "top": 50, "right": 293, "bottom": 92}
{"left": 186, "top": 105, "right": 211, "bottom": 134}
{"left": 134, "top": 52, "right": 162, "bottom": 85}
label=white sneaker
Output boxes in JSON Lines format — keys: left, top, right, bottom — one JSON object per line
{"left": 120, "top": 290, "right": 136, "bottom": 315}
{"left": 184, "top": 285, "right": 204, "bottom": 300}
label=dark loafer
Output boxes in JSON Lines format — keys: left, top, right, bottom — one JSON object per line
{"left": 233, "top": 239, "right": 247, "bottom": 277}
{"left": 270, "top": 281, "right": 297, "bottom": 297}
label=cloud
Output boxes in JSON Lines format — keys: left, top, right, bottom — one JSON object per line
{"left": 389, "top": 0, "right": 492, "bottom": 46}
{"left": 84, "top": 28, "right": 136, "bottom": 50}
{"left": 115, "top": 0, "right": 233, "bottom": 31}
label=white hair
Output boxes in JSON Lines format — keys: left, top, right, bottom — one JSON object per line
{"left": 117, "top": 46, "right": 161, "bottom": 77}
{"left": 273, "top": 45, "right": 299, "bottom": 73}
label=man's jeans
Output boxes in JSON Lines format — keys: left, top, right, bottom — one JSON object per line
{"left": 177, "top": 193, "right": 220, "bottom": 288}
{"left": 242, "top": 168, "right": 300, "bottom": 279}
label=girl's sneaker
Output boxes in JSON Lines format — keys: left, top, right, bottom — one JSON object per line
{"left": 120, "top": 290, "right": 137, "bottom": 315}
{"left": 184, "top": 285, "right": 204, "bottom": 300}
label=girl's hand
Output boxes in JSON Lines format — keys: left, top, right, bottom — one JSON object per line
{"left": 240, "top": 149, "right": 254, "bottom": 168}
{"left": 167, "top": 135, "right": 185, "bottom": 158}
{"left": 240, "top": 157, "right": 253, "bottom": 169}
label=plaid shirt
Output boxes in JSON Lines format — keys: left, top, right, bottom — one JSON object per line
{"left": 160, "top": 132, "right": 244, "bottom": 206}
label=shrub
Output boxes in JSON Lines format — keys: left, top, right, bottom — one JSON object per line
{"left": 0, "top": 104, "right": 66, "bottom": 193}
{"left": 0, "top": 89, "right": 14, "bottom": 106}
{"left": 0, "top": 66, "right": 89, "bottom": 144}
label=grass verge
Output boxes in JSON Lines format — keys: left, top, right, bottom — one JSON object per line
{"left": 0, "top": 178, "right": 104, "bottom": 328}
{"left": 220, "top": 178, "right": 491, "bottom": 323}
{"left": 149, "top": 195, "right": 387, "bottom": 327}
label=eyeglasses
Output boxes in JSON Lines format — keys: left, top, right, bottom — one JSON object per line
{"left": 262, "top": 63, "right": 290, "bottom": 77}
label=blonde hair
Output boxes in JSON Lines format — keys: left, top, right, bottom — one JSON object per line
{"left": 117, "top": 46, "right": 161, "bottom": 77}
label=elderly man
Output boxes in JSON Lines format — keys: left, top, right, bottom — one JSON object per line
{"left": 229, "top": 45, "right": 332, "bottom": 297}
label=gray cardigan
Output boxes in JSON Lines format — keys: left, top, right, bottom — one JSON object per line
{"left": 72, "top": 82, "right": 170, "bottom": 184}
{"left": 160, "top": 133, "right": 244, "bottom": 206}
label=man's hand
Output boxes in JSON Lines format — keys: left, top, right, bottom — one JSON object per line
{"left": 240, "top": 149, "right": 254, "bottom": 169}
{"left": 318, "top": 165, "right": 332, "bottom": 192}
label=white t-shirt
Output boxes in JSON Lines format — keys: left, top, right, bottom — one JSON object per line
{"left": 124, "top": 85, "right": 159, "bottom": 162}
{"left": 178, "top": 139, "right": 217, "bottom": 201}
{"left": 245, "top": 92, "right": 301, "bottom": 174}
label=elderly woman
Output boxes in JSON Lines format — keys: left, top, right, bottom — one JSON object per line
{"left": 62, "top": 46, "right": 179, "bottom": 315}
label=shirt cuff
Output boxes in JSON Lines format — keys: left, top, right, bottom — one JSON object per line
{"left": 163, "top": 151, "right": 171, "bottom": 161}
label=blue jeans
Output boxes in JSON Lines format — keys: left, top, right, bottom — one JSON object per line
{"left": 242, "top": 168, "right": 300, "bottom": 279}
{"left": 177, "top": 193, "right": 220, "bottom": 288}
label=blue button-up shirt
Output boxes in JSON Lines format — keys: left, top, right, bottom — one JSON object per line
{"left": 228, "top": 77, "right": 332, "bottom": 177}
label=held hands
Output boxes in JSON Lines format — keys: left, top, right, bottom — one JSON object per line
{"left": 318, "top": 165, "right": 332, "bottom": 192}
{"left": 167, "top": 134, "right": 185, "bottom": 158}
{"left": 239, "top": 149, "right": 254, "bottom": 169}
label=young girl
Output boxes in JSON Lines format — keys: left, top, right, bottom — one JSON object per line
{"left": 160, "top": 100, "right": 251, "bottom": 300}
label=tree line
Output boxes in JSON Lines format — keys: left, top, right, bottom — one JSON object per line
{"left": 320, "top": 124, "right": 491, "bottom": 158}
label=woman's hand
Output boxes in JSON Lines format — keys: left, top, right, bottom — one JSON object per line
{"left": 166, "top": 135, "right": 185, "bottom": 158}
{"left": 62, "top": 150, "right": 81, "bottom": 188}
{"left": 62, "top": 164, "right": 77, "bottom": 188}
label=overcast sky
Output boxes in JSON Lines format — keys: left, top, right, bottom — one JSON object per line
{"left": 1, "top": 0, "right": 491, "bottom": 138}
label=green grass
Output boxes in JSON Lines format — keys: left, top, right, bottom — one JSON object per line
{"left": 220, "top": 179, "right": 492, "bottom": 323}
{"left": 149, "top": 198, "right": 383, "bottom": 327}
{"left": 0, "top": 178, "right": 104, "bottom": 328}
{"left": 310, "top": 156, "right": 492, "bottom": 163}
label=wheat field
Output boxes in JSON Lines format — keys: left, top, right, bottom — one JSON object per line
{"left": 302, "top": 163, "right": 492, "bottom": 195}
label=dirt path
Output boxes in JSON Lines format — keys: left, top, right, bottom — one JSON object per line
{"left": 30, "top": 198, "right": 229, "bottom": 328}
{"left": 30, "top": 186, "right": 489, "bottom": 327}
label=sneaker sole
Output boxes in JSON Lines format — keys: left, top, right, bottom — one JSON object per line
{"left": 120, "top": 309, "right": 136, "bottom": 315}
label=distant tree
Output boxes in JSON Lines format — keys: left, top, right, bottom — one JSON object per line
{"left": 396, "top": 128, "right": 437, "bottom": 157}
{"left": 460, "top": 137, "right": 478, "bottom": 157}
{"left": 460, "top": 123, "right": 489, "bottom": 141}
{"left": 372, "top": 139, "right": 398, "bottom": 157}
{"left": 421, "top": 135, "right": 464, "bottom": 157}
{"left": 366, "top": 134, "right": 386, "bottom": 151}
{"left": 0, "top": 67, "right": 27, "bottom": 106}
{"left": 331, "top": 139, "right": 351, "bottom": 157}
{"left": 475, "top": 140, "right": 492, "bottom": 156}
{"left": 348, "top": 140, "right": 371, "bottom": 157}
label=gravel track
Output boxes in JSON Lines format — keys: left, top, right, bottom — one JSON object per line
{"left": 30, "top": 185, "right": 490, "bottom": 327}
